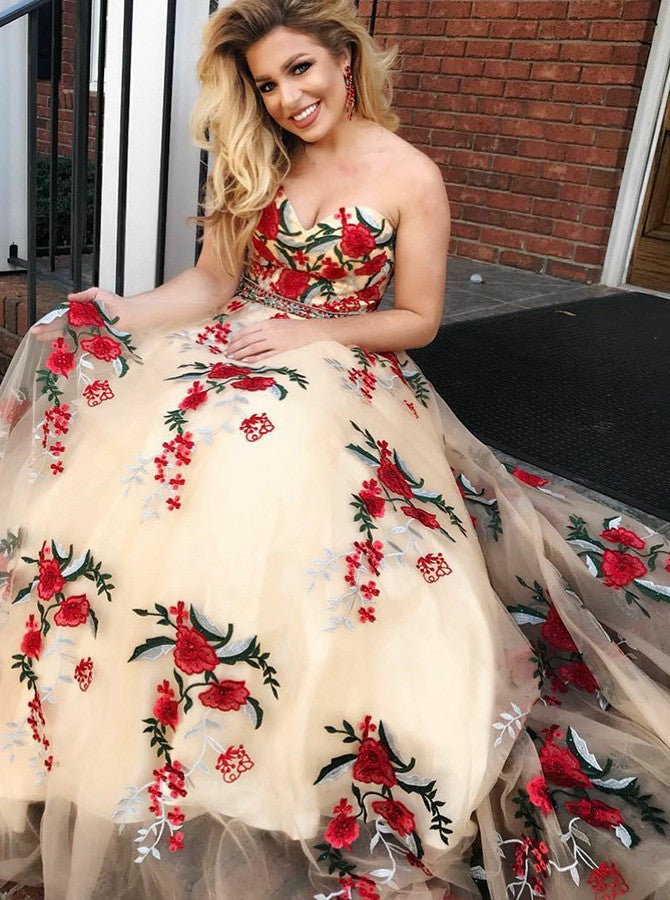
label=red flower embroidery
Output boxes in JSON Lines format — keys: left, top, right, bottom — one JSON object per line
{"left": 324, "top": 809, "right": 360, "bottom": 851}
{"left": 352, "top": 738, "right": 397, "bottom": 787}
{"left": 20, "top": 614, "right": 42, "bottom": 660}
{"left": 370, "top": 799, "right": 415, "bottom": 835}
{"left": 600, "top": 527, "right": 645, "bottom": 550}
{"left": 257, "top": 202, "right": 280, "bottom": 241}
{"left": 360, "top": 581, "right": 379, "bottom": 601}
{"left": 198, "top": 680, "right": 250, "bottom": 711}
{"left": 45, "top": 337, "right": 76, "bottom": 377}
{"left": 564, "top": 798, "right": 624, "bottom": 830}
{"left": 173, "top": 626, "right": 218, "bottom": 674}
{"left": 526, "top": 775, "right": 553, "bottom": 815}
{"left": 358, "top": 606, "right": 376, "bottom": 623}
{"left": 416, "top": 553, "right": 451, "bottom": 583}
{"left": 340, "top": 215, "right": 376, "bottom": 258}
{"left": 276, "top": 267, "right": 310, "bottom": 299}
{"left": 80, "top": 334, "right": 122, "bottom": 361}
{"left": 359, "top": 479, "right": 385, "bottom": 518}
{"left": 539, "top": 728, "right": 592, "bottom": 789}
{"left": 231, "top": 376, "right": 277, "bottom": 392}
{"left": 153, "top": 679, "right": 179, "bottom": 729}
{"left": 511, "top": 467, "right": 549, "bottom": 488}
{"left": 239, "top": 413, "right": 275, "bottom": 442}
{"left": 601, "top": 549, "right": 647, "bottom": 588}
{"left": 354, "top": 252, "right": 388, "bottom": 276}
{"left": 321, "top": 260, "right": 347, "bottom": 280}
{"left": 557, "top": 661, "right": 599, "bottom": 693}
{"left": 83, "top": 379, "right": 115, "bottom": 407}
{"left": 169, "top": 832, "right": 185, "bottom": 853}
{"left": 53, "top": 593, "right": 90, "bottom": 627}
{"left": 74, "top": 657, "right": 94, "bottom": 692}
{"left": 209, "top": 362, "right": 253, "bottom": 380}
{"left": 401, "top": 505, "right": 440, "bottom": 529}
{"left": 587, "top": 861, "right": 630, "bottom": 899}
{"left": 215, "top": 744, "right": 255, "bottom": 782}
{"left": 67, "top": 300, "right": 104, "bottom": 328}
{"left": 377, "top": 459, "right": 413, "bottom": 500}
{"left": 37, "top": 545, "right": 65, "bottom": 600}
{"left": 179, "top": 381, "right": 208, "bottom": 411}
{"left": 540, "top": 604, "right": 578, "bottom": 652}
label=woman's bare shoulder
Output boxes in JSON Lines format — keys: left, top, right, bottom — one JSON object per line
{"left": 374, "top": 130, "right": 448, "bottom": 219}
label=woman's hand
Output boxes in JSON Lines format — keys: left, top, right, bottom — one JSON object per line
{"left": 30, "top": 287, "right": 129, "bottom": 343}
{"left": 226, "top": 318, "right": 326, "bottom": 363}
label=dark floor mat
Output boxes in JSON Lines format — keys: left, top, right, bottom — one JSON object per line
{"left": 410, "top": 291, "right": 670, "bottom": 522}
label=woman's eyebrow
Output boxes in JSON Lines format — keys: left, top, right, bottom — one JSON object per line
{"left": 253, "top": 53, "right": 308, "bottom": 83}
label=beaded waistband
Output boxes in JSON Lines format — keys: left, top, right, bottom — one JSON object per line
{"left": 236, "top": 275, "right": 363, "bottom": 320}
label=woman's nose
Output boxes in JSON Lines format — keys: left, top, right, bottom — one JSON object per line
{"left": 278, "top": 81, "right": 302, "bottom": 113}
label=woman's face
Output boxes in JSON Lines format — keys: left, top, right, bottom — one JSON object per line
{"left": 245, "top": 26, "right": 350, "bottom": 142}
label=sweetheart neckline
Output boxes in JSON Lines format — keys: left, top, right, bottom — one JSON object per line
{"left": 276, "top": 185, "right": 397, "bottom": 234}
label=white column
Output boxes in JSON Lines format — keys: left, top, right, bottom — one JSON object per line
{"left": 0, "top": 7, "right": 27, "bottom": 274}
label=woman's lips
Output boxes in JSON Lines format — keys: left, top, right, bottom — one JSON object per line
{"left": 290, "top": 101, "right": 321, "bottom": 129}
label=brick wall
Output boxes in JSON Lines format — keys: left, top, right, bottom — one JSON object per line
{"left": 362, "top": 0, "right": 659, "bottom": 282}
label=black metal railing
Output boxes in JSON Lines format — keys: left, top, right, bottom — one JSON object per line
{"left": 2, "top": 0, "right": 379, "bottom": 331}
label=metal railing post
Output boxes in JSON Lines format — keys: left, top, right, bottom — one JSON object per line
{"left": 70, "top": 0, "right": 91, "bottom": 291}
{"left": 27, "top": 8, "right": 38, "bottom": 326}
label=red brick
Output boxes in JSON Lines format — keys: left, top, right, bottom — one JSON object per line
{"left": 505, "top": 213, "right": 554, "bottom": 234}
{"left": 505, "top": 81, "right": 553, "bottom": 100}
{"left": 606, "top": 86, "right": 639, "bottom": 107}
{"left": 428, "top": 0, "right": 473, "bottom": 15}
{"left": 622, "top": 0, "right": 660, "bottom": 18}
{"left": 537, "top": 20, "right": 589, "bottom": 39}
{"left": 484, "top": 60, "right": 531, "bottom": 78}
{"left": 450, "top": 149, "right": 492, "bottom": 169}
{"left": 533, "top": 198, "right": 581, "bottom": 220}
{"left": 575, "top": 106, "right": 633, "bottom": 127}
{"left": 526, "top": 101, "right": 573, "bottom": 122}
{"left": 414, "top": 110, "right": 456, "bottom": 128}
{"left": 460, "top": 77, "right": 505, "bottom": 96}
{"left": 451, "top": 221, "right": 481, "bottom": 240}
{"left": 448, "top": 185, "right": 490, "bottom": 204}
{"left": 580, "top": 64, "right": 643, "bottom": 85}
{"left": 574, "top": 244, "right": 606, "bottom": 265}
{"left": 445, "top": 19, "right": 490, "bottom": 36}
{"left": 595, "top": 129, "right": 629, "bottom": 149}
{"left": 615, "top": 45, "right": 649, "bottom": 67}
{"left": 396, "top": 73, "right": 421, "bottom": 89}
{"left": 480, "top": 227, "right": 525, "bottom": 249}
{"left": 419, "top": 74, "right": 462, "bottom": 92}
{"left": 440, "top": 57, "right": 485, "bottom": 75}
{"left": 517, "top": 1, "right": 568, "bottom": 18}
{"left": 458, "top": 114, "right": 499, "bottom": 133}
{"left": 394, "top": 38, "right": 426, "bottom": 53}
{"left": 407, "top": 17, "right": 449, "bottom": 34}
{"left": 454, "top": 240, "right": 499, "bottom": 262}
{"left": 473, "top": 135, "right": 520, "bottom": 153}
{"left": 581, "top": 206, "right": 614, "bottom": 227}
{"left": 552, "top": 83, "right": 608, "bottom": 104}
{"left": 558, "top": 182, "right": 614, "bottom": 205}
{"left": 401, "top": 126, "right": 432, "bottom": 143}
{"left": 499, "top": 118, "right": 545, "bottom": 138}
{"left": 525, "top": 234, "right": 574, "bottom": 256}
{"left": 589, "top": 21, "right": 652, "bottom": 41}
{"left": 477, "top": 97, "right": 526, "bottom": 116}
{"left": 403, "top": 55, "right": 442, "bottom": 73}
{"left": 471, "top": 0, "right": 518, "bottom": 15}
{"left": 588, "top": 168, "right": 620, "bottom": 188}
{"left": 492, "top": 155, "right": 538, "bottom": 176}
{"left": 531, "top": 62, "right": 582, "bottom": 82}
{"left": 388, "top": 0, "right": 430, "bottom": 13}
{"left": 465, "top": 39, "right": 512, "bottom": 57}
{"left": 560, "top": 42, "right": 613, "bottom": 63}
{"left": 488, "top": 191, "right": 533, "bottom": 212}
{"left": 468, "top": 170, "right": 513, "bottom": 189}
{"left": 537, "top": 160, "right": 589, "bottom": 183}
{"left": 499, "top": 250, "right": 545, "bottom": 272}
{"left": 437, "top": 94, "right": 479, "bottom": 112}
{"left": 509, "top": 176, "right": 561, "bottom": 198}
{"left": 565, "top": 144, "right": 621, "bottom": 166}
{"left": 395, "top": 90, "right": 438, "bottom": 108}
{"left": 543, "top": 122, "right": 597, "bottom": 145}
{"left": 465, "top": 205, "right": 507, "bottom": 226}
{"left": 430, "top": 130, "right": 474, "bottom": 148}
{"left": 490, "top": 21, "right": 538, "bottom": 38}
{"left": 568, "top": 0, "right": 623, "bottom": 16}
{"left": 511, "top": 41, "right": 561, "bottom": 60}
{"left": 546, "top": 260, "right": 595, "bottom": 282}
{"left": 552, "top": 220, "right": 608, "bottom": 243}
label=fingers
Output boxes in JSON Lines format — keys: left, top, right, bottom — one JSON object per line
{"left": 229, "top": 339, "right": 270, "bottom": 361}
{"left": 67, "top": 287, "right": 99, "bottom": 302}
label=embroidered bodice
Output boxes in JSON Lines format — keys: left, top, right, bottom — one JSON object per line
{"left": 237, "top": 186, "right": 396, "bottom": 318}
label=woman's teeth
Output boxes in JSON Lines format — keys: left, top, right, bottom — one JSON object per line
{"left": 293, "top": 103, "right": 319, "bottom": 121}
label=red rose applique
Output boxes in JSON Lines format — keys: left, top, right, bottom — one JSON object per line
{"left": 354, "top": 252, "right": 388, "bottom": 276}
{"left": 587, "top": 862, "right": 630, "bottom": 899}
{"left": 526, "top": 775, "right": 553, "bottom": 816}
{"left": 257, "top": 202, "right": 280, "bottom": 241}
{"left": 198, "top": 680, "right": 250, "bottom": 711}
{"left": 179, "top": 381, "right": 208, "bottom": 411}
{"left": 74, "top": 657, "right": 94, "bottom": 692}
{"left": 231, "top": 377, "right": 277, "bottom": 392}
{"left": 80, "top": 334, "right": 122, "bottom": 361}
{"left": 400, "top": 505, "right": 440, "bottom": 529}
{"left": 45, "top": 337, "right": 76, "bottom": 377}
{"left": 352, "top": 738, "right": 397, "bottom": 787}
{"left": 173, "top": 626, "right": 218, "bottom": 674}
{"left": 377, "top": 460, "right": 413, "bottom": 500}
{"left": 340, "top": 216, "right": 376, "bottom": 258}
{"left": 600, "top": 527, "right": 645, "bottom": 550}
{"left": 320, "top": 260, "right": 347, "bottom": 281}
{"left": 557, "top": 661, "right": 599, "bottom": 693}
{"left": 20, "top": 614, "right": 42, "bottom": 660}
{"left": 416, "top": 553, "right": 451, "bottom": 583}
{"left": 37, "top": 547, "right": 65, "bottom": 600}
{"left": 564, "top": 798, "right": 624, "bottom": 830}
{"left": 276, "top": 268, "right": 310, "bottom": 299}
{"left": 324, "top": 798, "right": 360, "bottom": 851}
{"left": 67, "top": 300, "right": 104, "bottom": 328}
{"left": 209, "top": 363, "right": 253, "bottom": 380}
{"left": 215, "top": 744, "right": 255, "bottom": 782}
{"left": 83, "top": 379, "right": 114, "bottom": 407}
{"left": 359, "top": 479, "right": 385, "bottom": 518}
{"left": 511, "top": 467, "right": 549, "bottom": 488}
{"left": 370, "top": 799, "right": 416, "bottom": 835}
{"left": 540, "top": 604, "right": 578, "bottom": 653}
{"left": 53, "top": 594, "right": 90, "bottom": 627}
{"left": 153, "top": 680, "right": 179, "bottom": 729}
{"left": 239, "top": 413, "right": 274, "bottom": 442}
{"left": 601, "top": 549, "right": 647, "bottom": 588}
{"left": 538, "top": 731, "right": 592, "bottom": 789}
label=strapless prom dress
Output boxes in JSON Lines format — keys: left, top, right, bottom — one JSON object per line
{"left": 0, "top": 186, "right": 669, "bottom": 900}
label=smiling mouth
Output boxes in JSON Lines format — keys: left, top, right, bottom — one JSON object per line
{"left": 291, "top": 101, "right": 320, "bottom": 122}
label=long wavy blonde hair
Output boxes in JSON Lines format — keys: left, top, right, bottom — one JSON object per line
{"left": 190, "top": 0, "right": 399, "bottom": 274}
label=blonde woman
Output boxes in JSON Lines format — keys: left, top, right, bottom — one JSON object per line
{"left": 1, "top": 1, "right": 669, "bottom": 898}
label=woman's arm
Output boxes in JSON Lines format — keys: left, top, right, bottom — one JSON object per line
{"left": 226, "top": 157, "right": 450, "bottom": 361}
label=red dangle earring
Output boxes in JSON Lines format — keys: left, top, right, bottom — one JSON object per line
{"left": 343, "top": 64, "right": 356, "bottom": 120}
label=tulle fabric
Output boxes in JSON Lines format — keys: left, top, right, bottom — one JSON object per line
{"left": 0, "top": 292, "right": 668, "bottom": 900}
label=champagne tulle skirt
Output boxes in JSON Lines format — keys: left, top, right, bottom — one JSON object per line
{"left": 0, "top": 296, "right": 669, "bottom": 899}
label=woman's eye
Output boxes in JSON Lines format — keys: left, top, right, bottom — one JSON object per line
{"left": 259, "top": 82, "right": 275, "bottom": 95}
{"left": 294, "top": 61, "right": 311, "bottom": 75}
{"left": 258, "top": 62, "right": 311, "bottom": 95}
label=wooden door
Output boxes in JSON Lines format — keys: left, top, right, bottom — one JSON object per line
{"left": 628, "top": 94, "right": 670, "bottom": 292}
